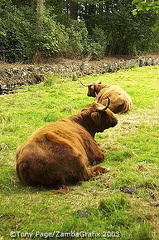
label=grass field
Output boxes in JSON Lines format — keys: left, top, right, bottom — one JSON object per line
{"left": 0, "top": 66, "right": 159, "bottom": 240}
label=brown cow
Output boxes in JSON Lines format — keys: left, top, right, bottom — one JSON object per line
{"left": 81, "top": 81, "right": 132, "bottom": 114}
{"left": 16, "top": 101, "right": 117, "bottom": 190}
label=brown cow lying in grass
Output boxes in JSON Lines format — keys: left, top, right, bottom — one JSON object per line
{"left": 81, "top": 81, "right": 132, "bottom": 114}
{"left": 16, "top": 101, "right": 117, "bottom": 190}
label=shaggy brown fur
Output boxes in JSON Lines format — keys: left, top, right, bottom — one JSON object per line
{"left": 86, "top": 82, "right": 132, "bottom": 114}
{"left": 16, "top": 103, "right": 118, "bottom": 190}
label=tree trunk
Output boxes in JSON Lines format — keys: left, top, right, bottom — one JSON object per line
{"left": 36, "top": 0, "right": 44, "bottom": 35}
{"left": 70, "top": 0, "right": 78, "bottom": 20}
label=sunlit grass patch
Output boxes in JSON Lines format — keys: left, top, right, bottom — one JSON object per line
{"left": 0, "top": 66, "right": 159, "bottom": 239}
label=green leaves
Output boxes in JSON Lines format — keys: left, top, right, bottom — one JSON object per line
{"left": 0, "top": 0, "right": 158, "bottom": 62}
{"left": 132, "top": 0, "right": 159, "bottom": 13}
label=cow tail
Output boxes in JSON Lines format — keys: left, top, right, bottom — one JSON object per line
{"left": 119, "top": 100, "right": 130, "bottom": 114}
{"left": 16, "top": 162, "right": 35, "bottom": 186}
{"left": 120, "top": 103, "right": 128, "bottom": 114}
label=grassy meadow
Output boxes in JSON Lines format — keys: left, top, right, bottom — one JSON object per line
{"left": 0, "top": 66, "right": 159, "bottom": 240}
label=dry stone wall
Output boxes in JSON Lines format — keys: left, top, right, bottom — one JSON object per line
{"left": 0, "top": 56, "right": 159, "bottom": 94}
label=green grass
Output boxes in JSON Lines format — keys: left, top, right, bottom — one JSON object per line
{"left": 0, "top": 66, "right": 159, "bottom": 240}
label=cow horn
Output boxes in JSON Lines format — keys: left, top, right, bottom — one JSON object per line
{"left": 97, "top": 97, "right": 110, "bottom": 111}
{"left": 80, "top": 81, "right": 92, "bottom": 87}
{"left": 95, "top": 92, "right": 99, "bottom": 103}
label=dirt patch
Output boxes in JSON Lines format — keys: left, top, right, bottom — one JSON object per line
{"left": 0, "top": 53, "right": 158, "bottom": 70}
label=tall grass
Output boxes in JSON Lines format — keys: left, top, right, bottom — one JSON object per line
{"left": 0, "top": 66, "right": 159, "bottom": 239}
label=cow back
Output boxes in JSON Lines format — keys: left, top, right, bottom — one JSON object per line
{"left": 96, "top": 85, "right": 132, "bottom": 114}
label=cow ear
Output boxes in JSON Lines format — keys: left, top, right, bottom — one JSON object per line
{"left": 81, "top": 108, "right": 88, "bottom": 112}
{"left": 91, "top": 112, "right": 101, "bottom": 124}
{"left": 91, "top": 85, "right": 95, "bottom": 91}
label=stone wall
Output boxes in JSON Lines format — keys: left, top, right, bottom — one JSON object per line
{"left": 0, "top": 55, "right": 159, "bottom": 94}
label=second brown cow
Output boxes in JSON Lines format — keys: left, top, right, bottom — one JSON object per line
{"left": 81, "top": 81, "right": 132, "bottom": 114}
{"left": 16, "top": 101, "right": 117, "bottom": 190}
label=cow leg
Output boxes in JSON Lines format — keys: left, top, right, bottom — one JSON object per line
{"left": 89, "top": 150, "right": 105, "bottom": 166}
{"left": 89, "top": 166, "right": 110, "bottom": 176}
{"left": 83, "top": 137, "right": 105, "bottom": 166}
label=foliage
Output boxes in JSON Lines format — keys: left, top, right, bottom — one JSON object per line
{"left": 0, "top": 0, "right": 158, "bottom": 62}
{"left": 43, "top": 73, "right": 65, "bottom": 86}
{"left": 84, "top": 0, "right": 158, "bottom": 55}
{"left": 132, "top": 0, "right": 159, "bottom": 14}
{"left": 86, "top": 41, "right": 104, "bottom": 59}
{"left": 65, "top": 20, "right": 88, "bottom": 58}
{"left": 64, "top": 20, "right": 106, "bottom": 59}
{"left": 87, "top": 26, "right": 106, "bottom": 59}
{"left": 0, "top": 2, "right": 31, "bottom": 62}
{"left": 30, "top": 15, "right": 69, "bottom": 61}
{"left": 0, "top": 66, "right": 159, "bottom": 239}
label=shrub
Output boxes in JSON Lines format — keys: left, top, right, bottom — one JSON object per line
{"left": 86, "top": 41, "right": 104, "bottom": 59}
{"left": 65, "top": 20, "right": 89, "bottom": 58}
{"left": 0, "top": 3, "right": 30, "bottom": 62}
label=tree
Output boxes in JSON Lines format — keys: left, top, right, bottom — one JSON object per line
{"left": 81, "top": 0, "right": 158, "bottom": 55}
{"left": 70, "top": 0, "right": 78, "bottom": 20}
{"left": 36, "top": 0, "right": 44, "bottom": 35}
{"left": 0, "top": 0, "right": 158, "bottom": 62}
{"left": 132, "top": 0, "right": 159, "bottom": 14}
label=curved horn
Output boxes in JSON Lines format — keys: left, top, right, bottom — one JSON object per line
{"left": 96, "top": 97, "right": 110, "bottom": 111}
{"left": 80, "top": 81, "right": 92, "bottom": 87}
{"left": 95, "top": 92, "right": 99, "bottom": 103}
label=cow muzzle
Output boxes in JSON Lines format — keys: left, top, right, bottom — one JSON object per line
{"left": 112, "top": 118, "right": 118, "bottom": 127}
{"left": 87, "top": 93, "right": 96, "bottom": 97}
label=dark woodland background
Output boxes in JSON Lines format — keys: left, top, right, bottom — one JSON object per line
{"left": 0, "top": 0, "right": 158, "bottom": 63}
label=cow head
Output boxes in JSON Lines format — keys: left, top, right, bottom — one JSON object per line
{"left": 81, "top": 98, "right": 118, "bottom": 135}
{"left": 91, "top": 99, "right": 118, "bottom": 132}
{"left": 80, "top": 81, "right": 102, "bottom": 97}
